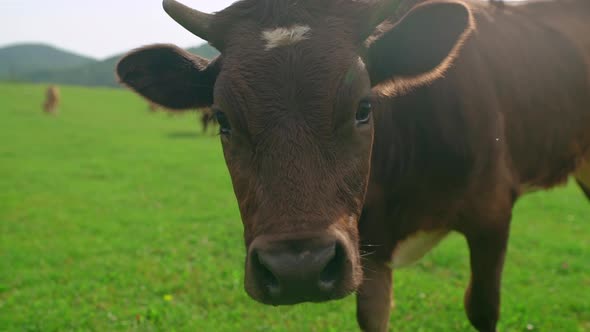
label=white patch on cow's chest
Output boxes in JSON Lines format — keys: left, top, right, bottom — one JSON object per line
{"left": 262, "top": 25, "right": 311, "bottom": 50}
{"left": 391, "top": 231, "right": 449, "bottom": 269}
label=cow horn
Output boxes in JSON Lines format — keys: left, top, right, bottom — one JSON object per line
{"left": 163, "top": 0, "right": 213, "bottom": 40}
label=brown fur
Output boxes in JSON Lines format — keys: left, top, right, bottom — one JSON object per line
{"left": 365, "top": 1, "right": 590, "bottom": 329}
{"left": 116, "top": 0, "right": 590, "bottom": 331}
{"left": 43, "top": 85, "right": 60, "bottom": 115}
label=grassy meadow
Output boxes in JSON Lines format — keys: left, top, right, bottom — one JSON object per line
{"left": 0, "top": 82, "right": 588, "bottom": 331}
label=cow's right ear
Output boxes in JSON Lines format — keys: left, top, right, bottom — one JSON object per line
{"left": 116, "top": 44, "right": 220, "bottom": 110}
{"left": 366, "top": 1, "right": 472, "bottom": 90}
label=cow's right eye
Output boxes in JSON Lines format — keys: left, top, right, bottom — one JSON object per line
{"left": 356, "top": 99, "right": 372, "bottom": 125}
{"left": 215, "top": 111, "right": 231, "bottom": 135}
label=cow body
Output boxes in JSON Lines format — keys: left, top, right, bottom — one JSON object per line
{"left": 365, "top": 0, "right": 590, "bottom": 261}
{"left": 117, "top": 0, "right": 590, "bottom": 331}
{"left": 43, "top": 85, "right": 60, "bottom": 115}
{"left": 360, "top": 1, "right": 590, "bottom": 329}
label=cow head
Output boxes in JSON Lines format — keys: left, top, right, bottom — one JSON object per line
{"left": 117, "top": 0, "right": 473, "bottom": 305}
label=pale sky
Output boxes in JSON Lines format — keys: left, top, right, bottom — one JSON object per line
{"left": 0, "top": 0, "right": 236, "bottom": 59}
{"left": 1, "top": 0, "right": 524, "bottom": 60}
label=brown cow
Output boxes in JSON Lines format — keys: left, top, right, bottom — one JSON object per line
{"left": 147, "top": 101, "right": 216, "bottom": 134}
{"left": 148, "top": 101, "right": 160, "bottom": 112}
{"left": 199, "top": 108, "right": 216, "bottom": 135}
{"left": 116, "top": 0, "right": 590, "bottom": 331}
{"left": 577, "top": 161, "right": 590, "bottom": 199}
{"left": 43, "top": 85, "right": 60, "bottom": 115}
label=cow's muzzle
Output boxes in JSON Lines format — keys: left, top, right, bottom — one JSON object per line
{"left": 245, "top": 231, "right": 358, "bottom": 305}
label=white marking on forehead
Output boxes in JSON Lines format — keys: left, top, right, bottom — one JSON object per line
{"left": 262, "top": 25, "right": 311, "bottom": 50}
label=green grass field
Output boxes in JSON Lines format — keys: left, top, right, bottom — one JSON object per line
{"left": 0, "top": 83, "right": 588, "bottom": 331}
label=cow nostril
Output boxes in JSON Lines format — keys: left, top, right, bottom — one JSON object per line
{"left": 318, "top": 243, "right": 345, "bottom": 292}
{"left": 253, "top": 251, "right": 281, "bottom": 297}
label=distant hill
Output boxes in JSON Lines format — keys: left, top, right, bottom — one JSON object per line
{"left": 187, "top": 43, "right": 220, "bottom": 60}
{"left": 22, "top": 55, "right": 121, "bottom": 88}
{"left": 0, "top": 43, "right": 220, "bottom": 88}
{"left": 0, "top": 44, "right": 95, "bottom": 79}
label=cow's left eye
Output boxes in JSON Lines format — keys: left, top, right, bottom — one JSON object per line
{"left": 215, "top": 111, "right": 232, "bottom": 135}
{"left": 356, "top": 100, "right": 372, "bottom": 125}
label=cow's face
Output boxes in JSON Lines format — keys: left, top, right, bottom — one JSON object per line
{"left": 117, "top": 0, "right": 472, "bottom": 305}
{"left": 216, "top": 26, "right": 373, "bottom": 303}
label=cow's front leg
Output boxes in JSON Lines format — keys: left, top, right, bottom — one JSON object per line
{"left": 356, "top": 258, "right": 393, "bottom": 332}
{"left": 462, "top": 221, "right": 510, "bottom": 332}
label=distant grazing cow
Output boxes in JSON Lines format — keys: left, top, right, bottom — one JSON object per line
{"left": 43, "top": 85, "right": 60, "bottom": 115}
{"left": 199, "top": 108, "right": 216, "bottom": 135}
{"left": 148, "top": 101, "right": 160, "bottom": 112}
{"left": 577, "top": 161, "right": 590, "bottom": 199}
{"left": 117, "top": 0, "right": 590, "bottom": 331}
{"left": 147, "top": 101, "right": 216, "bottom": 134}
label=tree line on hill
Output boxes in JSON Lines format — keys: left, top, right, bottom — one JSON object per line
{"left": 0, "top": 43, "right": 219, "bottom": 88}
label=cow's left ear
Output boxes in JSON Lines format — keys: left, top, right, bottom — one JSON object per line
{"left": 116, "top": 44, "right": 221, "bottom": 109}
{"left": 367, "top": 1, "right": 472, "bottom": 88}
